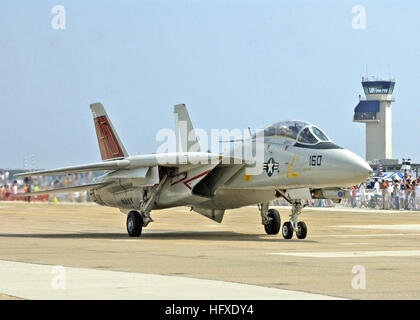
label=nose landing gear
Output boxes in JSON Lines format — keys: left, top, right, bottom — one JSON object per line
{"left": 260, "top": 197, "right": 308, "bottom": 239}
{"left": 283, "top": 201, "right": 308, "bottom": 239}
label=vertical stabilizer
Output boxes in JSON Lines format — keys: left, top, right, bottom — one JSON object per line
{"left": 90, "top": 102, "right": 129, "bottom": 160}
{"left": 174, "top": 104, "right": 201, "bottom": 152}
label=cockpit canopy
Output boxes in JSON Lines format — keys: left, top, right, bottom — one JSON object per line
{"left": 261, "top": 121, "right": 331, "bottom": 145}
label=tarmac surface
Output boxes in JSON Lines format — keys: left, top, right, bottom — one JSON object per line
{"left": 0, "top": 202, "right": 420, "bottom": 299}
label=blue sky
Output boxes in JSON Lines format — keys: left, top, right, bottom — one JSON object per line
{"left": 0, "top": 0, "right": 419, "bottom": 169}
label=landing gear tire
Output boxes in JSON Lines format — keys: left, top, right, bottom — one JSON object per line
{"left": 264, "top": 209, "right": 281, "bottom": 235}
{"left": 296, "top": 221, "right": 307, "bottom": 239}
{"left": 127, "top": 211, "right": 143, "bottom": 237}
{"left": 282, "top": 221, "right": 294, "bottom": 239}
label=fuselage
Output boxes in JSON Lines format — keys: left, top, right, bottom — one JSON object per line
{"left": 90, "top": 121, "right": 372, "bottom": 211}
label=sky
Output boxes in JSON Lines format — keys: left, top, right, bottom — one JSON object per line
{"left": 0, "top": 0, "right": 419, "bottom": 169}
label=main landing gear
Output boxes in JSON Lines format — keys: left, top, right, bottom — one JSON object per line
{"left": 259, "top": 203, "right": 281, "bottom": 235}
{"left": 126, "top": 210, "right": 154, "bottom": 237}
{"left": 127, "top": 211, "right": 143, "bottom": 237}
{"left": 260, "top": 201, "right": 308, "bottom": 239}
{"left": 126, "top": 174, "right": 169, "bottom": 237}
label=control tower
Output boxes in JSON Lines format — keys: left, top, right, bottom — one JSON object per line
{"left": 353, "top": 77, "right": 395, "bottom": 161}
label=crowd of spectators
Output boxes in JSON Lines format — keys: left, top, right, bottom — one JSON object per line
{"left": 343, "top": 177, "right": 420, "bottom": 210}
{"left": 0, "top": 170, "right": 93, "bottom": 202}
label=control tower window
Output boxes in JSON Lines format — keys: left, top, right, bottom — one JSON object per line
{"left": 364, "top": 87, "right": 390, "bottom": 94}
{"left": 354, "top": 112, "right": 377, "bottom": 121}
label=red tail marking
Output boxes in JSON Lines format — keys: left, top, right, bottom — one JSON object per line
{"left": 94, "top": 116, "right": 125, "bottom": 160}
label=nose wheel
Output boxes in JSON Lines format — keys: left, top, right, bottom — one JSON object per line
{"left": 282, "top": 221, "right": 294, "bottom": 239}
{"left": 281, "top": 201, "right": 308, "bottom": 239}
{"left": 296, "top": 221, "right": 307, "bottom": 239}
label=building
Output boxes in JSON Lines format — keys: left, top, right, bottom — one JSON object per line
{"left": 353, "top": 77, "right": 395, "bottom": 162}
{"left": 368, "top": 160, "right": 419, "bottom": 179}
{"left": 352, "top": 77, "right": 419, "bottom": 179}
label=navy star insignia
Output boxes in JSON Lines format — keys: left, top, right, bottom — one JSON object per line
{"left": 263, "top": 157, "right": 279, "bottom": 177}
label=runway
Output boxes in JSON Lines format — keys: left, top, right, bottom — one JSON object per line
{"left": 1, "top": 202, "right": 420, "bottom": 299}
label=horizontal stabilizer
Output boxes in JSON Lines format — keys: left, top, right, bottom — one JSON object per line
{"left": 9, "top": 182, "right": 111, "bottom": 197}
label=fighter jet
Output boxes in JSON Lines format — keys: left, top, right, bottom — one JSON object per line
{"left": 14, "top": 103, "right": 372, "bottom": 239}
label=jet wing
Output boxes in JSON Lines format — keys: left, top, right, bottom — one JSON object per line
{"left": 14, "top": 153, "right": 249, "bottom": 178}
{"left": 9, "top": 182, "right": 110, "bottom": 197}
{"left": 14, "top": 159, "right": 130, "bottom": 177}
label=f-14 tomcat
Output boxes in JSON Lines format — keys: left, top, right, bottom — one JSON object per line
{"left": 15, "top": 103, "right": 372, "bottom": 239}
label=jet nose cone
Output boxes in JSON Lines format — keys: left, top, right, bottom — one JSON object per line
{"left": 353, "top": 157, "right": 373, "bottom": 179}
{"left": 331, "top": 149, "right": 373, "bottom": 185}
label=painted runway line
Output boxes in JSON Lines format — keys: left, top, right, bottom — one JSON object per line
{"left": 0, "top": 260, "right": 343, "bottom": 300}
{"left": 335, "top": 224, "right": 420, "bottom": 232}
{"left": 340, "top": 243, "right": 372, "bottom": 246}
{"left": 267, "top": 250, "right": 420, "bottom": 258}
{"left": 311, "top": 233, "right": 407, "bottom": 238}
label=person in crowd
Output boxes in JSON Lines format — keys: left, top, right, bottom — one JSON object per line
{"left": 386, "top": 179, "right": 394, "bottom": 210}
{"left": 404, "top": 179, "right": 411, "bottom": 210}
{"left": 408, "top": 180, "right": 416, "bottom": 210}
{"left": 11, "top": 181, "right": 18, "bottom": 195}
{"left": 400, "top": 180, "right": 406, "bottom": 209}
{"left": 381, "top": 179, "right": 388, "bottom": 210}
{"left": 24, "top": 184, "right": 31, "bottom": 203}
{"left": 359, "top": 182, "right": 367, "bottom": 208}
{"left": 373, "top": 178, "right": 380, "bottom": 209}
{"left": 351, "top": 185, "right": 357, "bottom": 208}
{"left": 392, "top": 180, "right": 401, "bottom": 210}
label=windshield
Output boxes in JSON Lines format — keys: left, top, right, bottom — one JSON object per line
{"left": 263, "top": 121, "right": 308, "bottom": 141}
{"left": 258, "top": 121, "right": 331, "bottom": 145}
{"left": 297, "top": 127, "right": 318, "bottom": 144}
{"left": 296, "top": 125, "right": 330, "bottom": 144}
{"left": 311, "top": 126, "right": 329, "bottom": 142}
